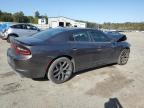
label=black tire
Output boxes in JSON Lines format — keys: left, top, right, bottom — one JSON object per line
{"left": 118, "top": 48, "right": 130, "bottom": 65}
{"left": 47, "top": 57, "right": 73, "bottom": 84}
{"left": 7, "top": 35, "right": 16, "bottom": 43}
{"left": 7, "top": 36, "right": 11, "bottom": 43}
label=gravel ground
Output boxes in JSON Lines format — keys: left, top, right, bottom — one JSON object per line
{"left": 0, "top": 32, "right": 144, "bottom": 108}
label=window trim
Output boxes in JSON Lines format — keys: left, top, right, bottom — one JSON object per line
{"left": 88, "top": 30, "right": 111, "bottom": 43}
{"left": 72, "top": 31, "right": 92, "bottom": 42}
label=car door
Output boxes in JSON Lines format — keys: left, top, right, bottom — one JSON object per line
{"left": 11, "top": 24, "right": 28, "bottom": 37}
{"left": 70, "top": 30, "right": 94, "bottom": 71}
{"left": 88, "top": 30, "right": 115, "bottom": 65}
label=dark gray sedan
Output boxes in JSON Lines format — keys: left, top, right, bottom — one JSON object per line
{"left": 7, "top": 28, "right": 130, "bottom": 84}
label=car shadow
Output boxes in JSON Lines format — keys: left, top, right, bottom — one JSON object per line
{"left": 104, "top": 98, "right": 123, "bottom": 108}
{"left": 32, "top": 63, "right": 116, "bottom": 82}
{"left": 71, "top": 63, "right": 117, "bottom": 79}
{"left": 32, "top": 76, "right": 49, "bottom": 81}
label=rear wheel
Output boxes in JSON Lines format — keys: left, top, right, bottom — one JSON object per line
{"left": 7, "top": 36, "right": 11, "bottom": 43}
{"left": 118, "top": 49, "right": 130, "bottom": 65}
{"left": 47, "top": 57, "right": 73, "bottom": 84}
{"left": 7, "top": 35, "right": 17, "bottom": 43}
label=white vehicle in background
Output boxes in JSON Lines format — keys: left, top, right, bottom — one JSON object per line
{"left": 0, "top": 23, "right": 40, "bottom": 42}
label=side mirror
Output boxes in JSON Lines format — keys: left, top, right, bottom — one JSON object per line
{"left": 117, "top": 35, "right": 127, "bottom": 42}
{"left": 111, "top": 35, "right": 127, "bottom": 42}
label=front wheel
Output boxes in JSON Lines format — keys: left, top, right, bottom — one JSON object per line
{"left": 47, "top": 57, "right": 73, "bottom": 84}
{"left": 118, "top": 48, "right": 130, "bottom": 65}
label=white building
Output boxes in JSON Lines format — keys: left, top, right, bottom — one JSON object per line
{"left": 48, "top": 16, "right": 86, "bottom": 28}
{"left": 38, "top": 18, "right": 46, "bottom": 25}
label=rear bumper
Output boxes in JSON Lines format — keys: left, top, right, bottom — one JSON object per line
{"left": 7, "top": 48, "right": 48, "bottom": 78}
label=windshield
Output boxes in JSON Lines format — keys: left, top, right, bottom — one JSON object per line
{"left": 0, "top": 22, "right": 12, "bottom": 32}
{"left": 105, "top": 31, "right": 121, "bottom": 35}
{"left": 32, "top": 28, "right": 67, "bottom": 40}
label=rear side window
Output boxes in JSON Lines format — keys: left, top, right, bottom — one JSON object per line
{"left": 73, "top": 32, "right": 90, "bottom": 42}
{"left": 26, "top": 25, "right": 37, "bottom": 30}
{"left": 89, "top": 31, "right": 110, "bottom": 42}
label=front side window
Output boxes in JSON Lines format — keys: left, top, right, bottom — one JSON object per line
{"left": 89, "top": 31, "right": 110, "bottom": 42}
{"left": 26, "top": 25, "right": 37, "bottom": 30}
{"left": 73, "top": 32, "right": 90, "bottom": 42}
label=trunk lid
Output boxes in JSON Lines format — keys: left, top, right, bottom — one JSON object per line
{"left": 12, "top": 36, "right": 44, "bottom": 46}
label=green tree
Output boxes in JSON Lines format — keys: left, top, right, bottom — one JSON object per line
{"left": 33, "top": 17, "right": 39, "bottom": 24}
{"left": 45, "top": 16, "right": 48, "bottom": 24}
{"left": 13, "top": 11, "right": 29, "bottom": 23}
{"left": 28, "top": 16, "right": 35, "bottom": 23}
{"left": 13, "top": 11, "right": 24, "bottom": 22}
{"left": 0, "top": 10, "right": 2, "bottom": 16}
{"left": 0, "top": 12, "right": 13, "bottom": 22}
{"left": 35, "top": 11, "right": 40, "bottom": 18}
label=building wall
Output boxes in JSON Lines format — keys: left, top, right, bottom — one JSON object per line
{"left": 48, "top": 17, "right": 86, "bottom": 28}
{"left": 38, "top": 18, "right": 46, "bottom": 25}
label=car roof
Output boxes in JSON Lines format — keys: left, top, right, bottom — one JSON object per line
{"left": 50, "top": 27, "right": 100, "bottom": 32}
{"left": 10, "top": 23, "right": 34, "bottom": 27}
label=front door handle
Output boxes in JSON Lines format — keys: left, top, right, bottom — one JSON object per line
{"left": 97, "top": 48, "right": 102, "bottom": 51}
{"left": 72, "top": 48, "right": 78, "bottom": 51}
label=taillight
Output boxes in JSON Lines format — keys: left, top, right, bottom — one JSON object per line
{"left": 11, "top": 43, "right": 31, "bottom": 55}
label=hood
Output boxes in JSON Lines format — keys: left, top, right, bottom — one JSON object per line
{"left": 105, "top": 32, "right": 127, "bottom": 42}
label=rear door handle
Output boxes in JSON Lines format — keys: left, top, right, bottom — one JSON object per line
{"left": 72, "top": 48, "right": 78, "bottom": 51}
{"left": 97, "top": 48, "right": 102, "bottom": 51}
{"left": 97, "top": 46, "right": 102, "bottom": 51}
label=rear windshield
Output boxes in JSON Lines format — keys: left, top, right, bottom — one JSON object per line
{"left": 32, "top": 28, "right": 66, "bottom": 40}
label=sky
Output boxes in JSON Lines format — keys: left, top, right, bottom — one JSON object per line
{"left": 0, "top": 0, "right": 144, "bottom": 23}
